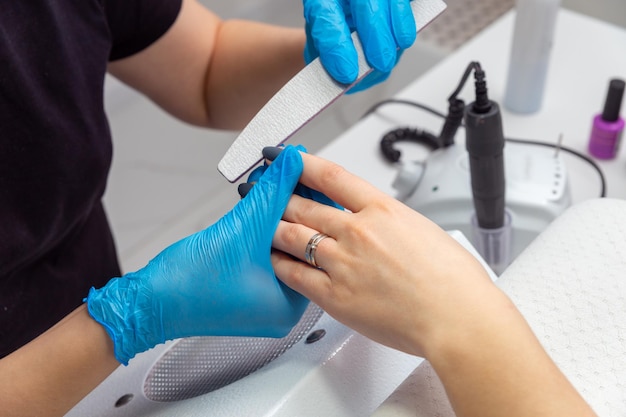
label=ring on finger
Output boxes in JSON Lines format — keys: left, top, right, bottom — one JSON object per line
{"left": 304, "top": 232, "right": 329, "bottom": 269}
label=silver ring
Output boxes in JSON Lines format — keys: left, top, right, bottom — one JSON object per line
{"left": 305, "top": 233, "right": 328, "bottom": 268}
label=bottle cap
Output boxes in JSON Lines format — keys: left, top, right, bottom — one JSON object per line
{"left": 602, "top": 78, "right": 625, "bottom": 122}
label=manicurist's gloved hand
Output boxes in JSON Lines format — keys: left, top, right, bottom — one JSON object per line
{"left": 303, "top": 0, "right": 416, "bottom": 92}
{"left": 85, "top": 146, "right": 308, "bottom": 365}
{"left": 241, "top": 145, "right": 342, "bottom": 210}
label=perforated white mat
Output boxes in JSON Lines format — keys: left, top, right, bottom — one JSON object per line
{"left": 373, "top": 198, "right": 626, "bottom": 416}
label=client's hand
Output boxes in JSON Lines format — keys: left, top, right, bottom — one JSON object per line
{"left": 269, "top": 150, "right": 499, "bottom": 358}
{"left": 269, "top": 149, "right": 597, "bottom": 417}
{"left": 86, "top": 146, "right": 308, "bottom": 365}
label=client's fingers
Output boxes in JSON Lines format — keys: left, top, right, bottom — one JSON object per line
{"left": 281, "top": 194, "right": 348, "bottom": 238}
{"left": 271, "top": 250, "right": 331, "bottom": 304}
{"left": 297, "top": 152, "right": 385, "bottom": 213}
{"left": 273, "top": 219, "right": 339, "bottom": 271}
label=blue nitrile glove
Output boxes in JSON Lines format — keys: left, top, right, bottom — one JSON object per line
{"left": 86, "top": 146, "right": 308, "bottom": 365}
{"left": 243, "top": 145, "right": 342, "bottom": 210}
{"left": 303, "top": 0, "right": 416, "bottom": 93}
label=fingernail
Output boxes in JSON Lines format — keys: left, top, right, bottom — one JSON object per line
{"left": 237, "top": 182, "right": 253, "bottom": 198}
{"left": 262, "top": 146, "right": 283, "bottom": 161}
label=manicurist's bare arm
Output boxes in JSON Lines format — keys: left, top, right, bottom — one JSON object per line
{"left": 108, "top": 0, "right": 306, "bottom": 129}
{"left": 0, "top": 305, "right": 119, "bottom": 417}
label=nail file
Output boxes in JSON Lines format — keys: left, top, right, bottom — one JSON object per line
{"left": 218, "top": 0, "right": 447, "bottom": 183}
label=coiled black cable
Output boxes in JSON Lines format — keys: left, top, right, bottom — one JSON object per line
{"left": 363, "top": 98, "right": 607, "bottom": 198}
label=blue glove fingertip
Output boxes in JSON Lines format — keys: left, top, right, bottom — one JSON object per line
{"left": 321, "top": 48, "right": 359, "bottom": 85}
{"left": 253, "top": 145, "right": 303, "bottom": 198}
{"left": 391, "top": 0, "right": 417, "bottom": 49}
{"left": 241, "top": 146, "right": 305, "bottom": 198}
{"left": 247, "top": 165, "right": 267, "bottom": 185}
{"left": 362, "top": 33, "right": 397, "bottom": 73}
{"left": 395, "top": 25, "right": 416, "bottom": 50}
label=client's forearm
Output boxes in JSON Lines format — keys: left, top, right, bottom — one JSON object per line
{"left": 425, "top": 289, "right": 597, "bottom": 417}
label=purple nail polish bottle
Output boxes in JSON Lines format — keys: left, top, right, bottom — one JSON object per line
{"left": 588, "top": 78, "right": 625, "bottom": 160}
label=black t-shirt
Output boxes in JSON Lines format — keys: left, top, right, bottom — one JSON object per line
{"left": 0, "top": 0, "right": 182, "bottom": 357}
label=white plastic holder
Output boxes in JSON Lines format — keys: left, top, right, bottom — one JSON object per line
{"left": 471, "top": 209, "right": 513, "bottom": 275}
{"left": 398, "top": 143, "right": 571, "bottom": 263}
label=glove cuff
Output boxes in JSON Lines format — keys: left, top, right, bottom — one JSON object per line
{"left": 85, "top": 277, "right": 157, "bottom": 366}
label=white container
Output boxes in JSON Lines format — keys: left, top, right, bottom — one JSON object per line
{"left": 504, "top": 0, "right": 561, "bottom": 114}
